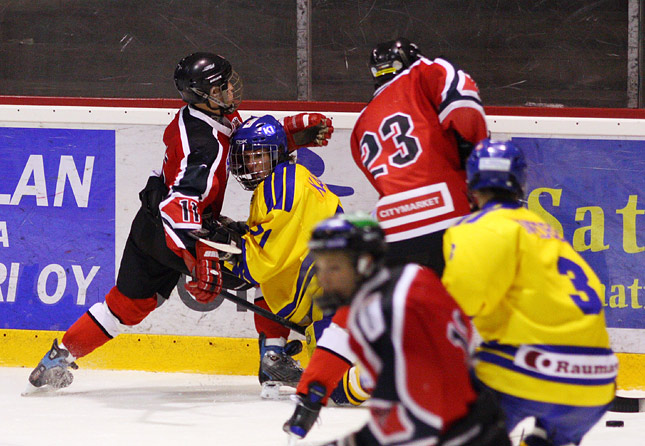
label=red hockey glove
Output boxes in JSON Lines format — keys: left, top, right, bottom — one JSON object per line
{"left": 283, "top": 113, "right": 334, "bottom": 150}
{"left": 183, "top": 241, "right": 222, "bottom": 303}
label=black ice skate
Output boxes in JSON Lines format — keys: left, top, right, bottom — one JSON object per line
{"left": 25, "top": 339, "right": 78, "bottom": 394}
{"left": 258, "top": 334, "right": 303, "bottom": 399}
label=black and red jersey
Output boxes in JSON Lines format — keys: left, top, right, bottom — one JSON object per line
{"left": 350, "top": 57, "right": 487, "bottom": 243}
{"left": 158, "top": 105, "right": 242, "bottom": 258}
{"left": 347, "top": 264, "right": 477, "bottom": 443}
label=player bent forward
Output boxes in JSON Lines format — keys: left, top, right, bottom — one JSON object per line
{"left": 218, "top": 115, "right": 367, "bottom": 404}
{"left": 283, "top": 213, "right": 511, "bottom": 446}
{"left": 442, "top": 140, "right": 618, "bottom": 446}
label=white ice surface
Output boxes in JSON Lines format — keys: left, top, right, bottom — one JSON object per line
{"left": 2, "top": 367, "right": 645, "bottom": 446}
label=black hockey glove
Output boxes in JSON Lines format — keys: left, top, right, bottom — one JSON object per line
{"left": 454, "top": 130, "right": 475, "bottom": 170}
{"left": 283, "top": 382, "right": 327, "bottom": 439}
{"left": 190, "top": 218, "right": 244, "bottom": 262}
{"left": 216, "top": 214, "right": 248, "bottom": 235}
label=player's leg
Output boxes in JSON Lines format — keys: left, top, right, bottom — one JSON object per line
{"left": 385, "top": 230, "right": 445, "bottom": 275}
{"left": 305, "top": 315, "right": 370, "bottom": 406}
{"left": 491, "top": 387, "right": 610, "bottom": 446}
{"left": 254, "top": 290, "right": 304, "bottom": 393}
{"left": 527, "top": 403, "right": 611, "bottom": 446}
{"left": 28, "top": 228, "right": 178, "bottom": 391}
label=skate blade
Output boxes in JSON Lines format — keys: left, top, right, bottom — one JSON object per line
{"left": 260, "top": 382, "right": 295, "bottom": 400}
{"left": 21, "top": 382, "right": 59, "bottom": 397}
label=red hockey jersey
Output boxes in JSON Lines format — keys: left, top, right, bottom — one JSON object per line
{"left": 158, "top": 105, "right": 242, "bottom": 257}
{"left": 347, "top": 264, "right": 477, "bottom": 442}
{"left": 350, "top": 57, "right": 487, "bottom": 242}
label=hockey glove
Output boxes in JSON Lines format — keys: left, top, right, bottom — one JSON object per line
{"left": 283, "top": 382, "right": 327, "bottom": 439}
{"left": 209, "top": 224, "right": 243, "bottom": 262}
{"left": 283, "top": 113, "right": 334, "bottom": 150}
{"left": 216, "top": 214, "right": 248, "bottom": 235}
{"left": 183, "top": 241, "right": 222, "bottom": 303}
{"left": 188, "top": 222, "right": 243, "bottom": 263}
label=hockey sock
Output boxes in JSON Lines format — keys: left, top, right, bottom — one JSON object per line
{"left": 297, "top": 347, "right": 352, "bottom": 405}
{"left": 61, "top": 286, "right": 156, "bottom": 359}
{"left": 341, "top": 365, "right": 370, "bottom": 406}
{"left": 61, "top": 311, "right": 112, "bottom": 359}
{"left": 254, "top": 297, "right": 290, "bottom": 339}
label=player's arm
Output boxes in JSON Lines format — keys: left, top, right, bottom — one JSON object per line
{"left": 282, "top": 113, "right": 334, "bottom": 151}
{"left": 441, "top": 223, "right": 514, "bottom": 317}
{"left": 421, "top": 59, "right": 487, "bottom": 149}
{"left": 159, "top": 141, "right": 225, "bottom": 301}
{"left": 284, "top": 308, "right": 355, "bottom": 439}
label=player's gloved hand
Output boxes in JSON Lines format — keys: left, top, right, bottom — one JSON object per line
{"left": 283, "top": 382, "right": 327, "bottom": 439}
{"left": 216, "top": 214, "right": 248, "bottom": 236}
{"left": 283, "top": 113, "right": 334, "bottom": 150}
{"left": 183, "top": 242, "right": 222, "bottom": 303}
{"left": 209, "top": 224, "right": 243, "bottom": 262}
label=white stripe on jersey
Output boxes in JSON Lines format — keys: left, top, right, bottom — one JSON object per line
{"left": 456, "top": 71, "right": 483, "bottom": 101}
{"left": 385, "top": 216, "right": 462, "bottom": 243}
{"left": 174, "top": 106, "right": 191, "bottom": 188}
{"left": 316, "top": 322, "right": 357, "bottom": 364}
{"left": 438, "top": 100, "right": 486, "bottom": 124}
{"left": 433, "top": 58, "right": 456, "bottom": 104}
{"left": 391, "top": 264, "right": 445, "bottom": 430}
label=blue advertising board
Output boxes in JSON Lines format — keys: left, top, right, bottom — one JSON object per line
{"left": 516, "top": 137, "right": 645, "bottom": 329}
{"left": 0, "top": 128, "right": 115, "bottom": 330}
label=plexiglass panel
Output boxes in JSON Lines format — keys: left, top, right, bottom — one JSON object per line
{"left": 0, "top": 1, "right": 630, "bottom": 107}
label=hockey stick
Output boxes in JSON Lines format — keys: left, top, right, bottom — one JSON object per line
{"left": 219, "top": 289, "right": 306, "bottom": 336}
{"left": 197, "top": 238, "right": 242, "bottom": 254}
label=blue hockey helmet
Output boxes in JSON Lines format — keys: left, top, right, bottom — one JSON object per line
{"left": 466, "top": 139, "right": 527, "bottom": 198}
{"left": 229, "top": 115, "right": 289, "bottom": 191}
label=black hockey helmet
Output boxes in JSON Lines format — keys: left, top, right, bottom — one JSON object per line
{"left": 174, "top": 52, "right": 243, "bottom": 114}
{"left": 369, "top": 38, "right": 422, "bottom": 88}
{"left": 309, "top": 213, "right": 387, "bottom": 313}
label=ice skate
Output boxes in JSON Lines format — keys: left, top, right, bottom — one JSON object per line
{"left": 258, "top": 334, "right": 303, "bottom": 398}
{"left": 23, "top": 339, "right": 78, "bottom": 395}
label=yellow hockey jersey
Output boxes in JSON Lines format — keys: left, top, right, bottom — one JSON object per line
{"left": 231, "top": 162, "right": 343, "bottom": 329}
{"left": 442, "top": 201, "right": 617, "bottom": 407}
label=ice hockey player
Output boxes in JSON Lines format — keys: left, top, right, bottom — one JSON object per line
{"left": 283, "top": 37, "right": 490, "bottom": 426}
{"left": 214, "top": 115, "right": 368, "bottom": 405}
{"left": 283, "top": 213, "right": 511, "bottom": 446}
{"left": 350, "top": 37, "right": 488, "bottom": 274}
{"left": 442, "top": 139, "right": 618, "bottom": 446}
{"left": 27, "top": 53, "right": 332, "bottom": 393}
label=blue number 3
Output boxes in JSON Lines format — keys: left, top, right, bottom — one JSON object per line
{"left": 557, "top": 257, "right": 602, "bottom": 314}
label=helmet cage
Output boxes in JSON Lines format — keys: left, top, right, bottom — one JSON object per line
{"left": 190, "top": 69, "right": 243, "bottom": 115}
{"left": 229, "top": 116, "right": 289, "bottom": 191}
{"left": 230, "top": 142, "right": 282, "bottom": 191}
